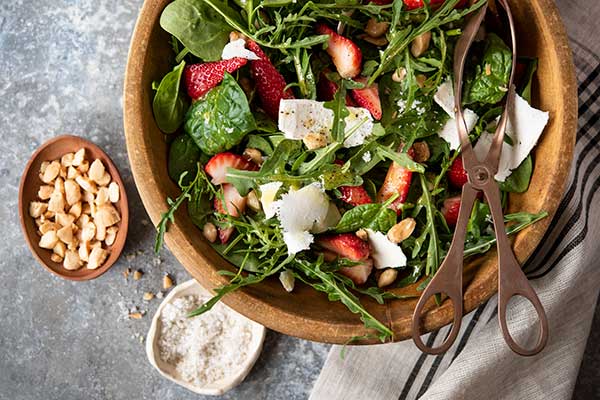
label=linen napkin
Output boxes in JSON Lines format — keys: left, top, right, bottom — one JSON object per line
{"left": 310, "top": 2, "right": 600, "bottom": 399}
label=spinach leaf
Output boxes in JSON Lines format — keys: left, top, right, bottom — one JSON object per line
{"left": 463, "top": 33, "right": 512, "bottom": 105}
{"left": 160, "top": 0, "right": 230, "bottom": 61}
{"left": 334, "top": 203, "right": 397, "bottom": 233}
{"left": 168, "top": 134, "right": 202, "bottom": 186}
{"left": 153, "top": 60, "right": 189, "bottom": 134}
{"left": 498, "top": 156, "right": 533, "bottom": 193}
{"left": 185, "top": 73, "right": 257, "bottom": 155}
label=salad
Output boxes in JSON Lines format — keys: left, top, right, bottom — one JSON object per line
{"left": 152, "top": 0, "right": 550, "bottom": 341}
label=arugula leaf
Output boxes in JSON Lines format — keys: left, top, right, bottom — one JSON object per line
{"left": 498, "top": 156, "right": 533, "bottom": 193}
{"left": 376, "top": 145, "right": 425, "bottom": 173}
{"left": 168, "top": 134, "right": 202, "bottom": 186}
{"left": 320, "top": 164, "right": 363, "bottom": 190}
{"left": 160, "top": 0, "right": 230, "bottom": 61}
{"left": 152, "top": 60, "right": 189, "bottom": 134}
{"left": 185, "top": 73, "right": 257, "bottom": 155}
{"left": 463, "top": 33, "right": 512, "bottom": 105}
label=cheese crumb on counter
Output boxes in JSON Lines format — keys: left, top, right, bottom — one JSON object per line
{"left": 158, "top": 295, "right": 254, "bottom": 387}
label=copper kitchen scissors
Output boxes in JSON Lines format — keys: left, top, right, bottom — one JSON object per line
{"left": 411, "top": 0, "right": 548, "bottom": 356}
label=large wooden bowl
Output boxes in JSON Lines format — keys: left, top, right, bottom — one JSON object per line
{"left": 124, "top": 0, "right": 577, "bottom": 344}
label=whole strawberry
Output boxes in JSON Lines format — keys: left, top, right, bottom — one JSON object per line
{"left": 246, "top": 40, "right": 294, "bottom": 120}
{"left": 184, "top": 58, "right": 248, "bottom": 100}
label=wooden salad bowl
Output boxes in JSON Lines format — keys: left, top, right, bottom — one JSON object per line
{"left": 123, "top": 0, "right": 577, "bottom": 344}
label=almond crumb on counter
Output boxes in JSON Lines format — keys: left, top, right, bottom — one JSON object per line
{"left": 133, "top": 270, "right": 143, "bottom": 281}
{"left": 128, "top": 312, "right": 144, "bottom": 320}
{"left": 163, "top": 274, "right": 173, "bottom": 290}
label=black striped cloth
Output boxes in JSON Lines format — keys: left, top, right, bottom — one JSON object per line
{"left": 310, "top": 24, "right": 600, "bottom": 400}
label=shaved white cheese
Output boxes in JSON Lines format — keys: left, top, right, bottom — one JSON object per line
{"left": 221, "top": 38, "right": 260, "bottom": 61}
{"left": 259, "top": 181, "right": 283, "bottom": 219}
{"left": 274, "top": 183, "right": 330, "bottom": 255}
{"left": 278, "top": 99, "right": 374, "bottom": 148}
{"left": 434, "top": 80, "right": 479, "bottom": 150}
{"left": 365, "top": 229, "right": 407, "bottom": 269}
{"left": 473, "top": 93, "right": 549, "bottom": 181}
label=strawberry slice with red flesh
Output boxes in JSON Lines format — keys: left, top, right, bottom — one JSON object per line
{"left": 315, "top": 24, "right": 363, "bottom": 79}
{"left": 333, "top": 160, "right": 372, "bottom": 206}
{"left": 184, "top": 58, "right": 248, "bottom": 100}
{"left": 317, "top": 71, "right": 357, "bottom": 106}
{"left": 316, "top": 233, "right": 370, "bottom": 261}
{"left": 351, "top": 77, "right": 382, "bottom": 120}
{"left": 214, "top": 184, "right": 248, "bottom": 244}
{"left": 402, "top": 0, "right": 467, "bottom": 10}
{"left": 448, "top": 156, "right": 469, "bottom": 188}
{"left": 320, "top": 249, "right": 373, "bottom": 285}
{"left": 442, "top": 195, "right": 462, "bottom": 227}
{"left": 377, "top": 147, "right": 415, "bottom": 215}
{"left": 205, "top": 152, "right": 259, "bottom": 185}
{"left": 246, "top": 40, "right": 294, "bottom": 120}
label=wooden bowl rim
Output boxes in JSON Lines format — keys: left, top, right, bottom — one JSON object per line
{"left": 123, "top": 0, "right": 577, "bottom": 343}
{"left": 18, "top": 135, "right": 130, "bottom": 281}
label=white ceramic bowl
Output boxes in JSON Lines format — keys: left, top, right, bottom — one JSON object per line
{"left": 146, "top": 279, "right": 266, "bottom": 395}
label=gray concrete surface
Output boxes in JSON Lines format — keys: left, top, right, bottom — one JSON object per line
{"left": 0, "top": 1, "right": 596, "bottom": 399}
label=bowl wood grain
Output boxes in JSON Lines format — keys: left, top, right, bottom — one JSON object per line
{"left": 123, "top": 0, "right": 577, "bottom": 344}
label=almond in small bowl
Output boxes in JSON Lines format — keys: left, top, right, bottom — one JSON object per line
{"left": 19, "top": 135, "right": 129, "bottom": 281}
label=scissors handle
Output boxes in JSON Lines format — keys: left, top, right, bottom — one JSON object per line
{"left": 485, "top": 182, "right": 549, "bottom": 356}
{"left": 411, "top": 185, "right": 479, "bottom": 354}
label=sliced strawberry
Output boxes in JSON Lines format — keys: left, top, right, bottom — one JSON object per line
{"left": 316, "top": 233, "right": 370, "bottom": 261}
{"left": 442, "top": 195, "right": 462, "bottom": 227}
{"left": 339, "top": 259, "right": 374, "bottom": 286}
{"left": 205, "top": 152, "right": 259, "bottom": 185}
{"left": 351, "top": 78, "right": 382, "bottom": 120}
{"left": 317, "top": 71, "right": 358, "bottom": 106}
{"left": 184, "top": 58, "right": 248, "bottom": 100}
{"left": 315, "top": 23, "right": 363, "bottom": 79}
{"left": 377, "top": 147, "right": 415, "bottom": 215}
{"left": 402, "top": 0, "right": 467, "bottom": 10}
{"left": 246, "top": 40, "right": 294, "bottom": 120}
{"left": 339, "top": 186, "right": 373, "bottom": 207}
{"left": 448, "top": 156, "right": 468, "bottom": 188}
{"left": 214, "top": 184, "right": 247, "bottom": 243}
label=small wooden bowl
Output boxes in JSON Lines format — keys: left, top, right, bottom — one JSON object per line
{"left": 18, "top": 135, "right": 129, "bottom": 281}
{"left": 146, "top": 279, "right": 266, "bottom": 395}
{"left": 124, "top": 0, "right": 577, "bottom": 343}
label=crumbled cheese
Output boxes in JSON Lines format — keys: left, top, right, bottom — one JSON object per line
{"left": 473, "top": 92, "right": 549, "bottom": 181}
{"left": 273, "top": 183, "right": 330, "bottom": 255}
{"left": 221, "top": 38, "right": 260, "bottom": 61}
{"left": 434, "top": 79, "right": 479, "bottom": 150}
{"left": 158, "top": 295, "right": 254, "bottom": 388}
{"left": 365, "top": 229, "right": 407, "bottom": 269}
{"left": 278, "top": 99, "right": 374, "bottom": 148}
{"left": 259, "top": 181, "right": 283, "bottom": 219}
{"left": 396, "top": 98, "right": 425, "bottom": 115}
{"left": 362, "top": 151, "right": 372, "bottom": 163}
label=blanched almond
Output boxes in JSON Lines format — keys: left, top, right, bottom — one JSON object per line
{"left": 72, "top": 148, "right": 85, "bottom": 167}
{"left": 411, "top": 31, "right": 432, "bottom": 58}
{"left": 64, "top": 179, "right": 81, "bottom": 206}
{"left": 108, "top": 182, "right": 120, "bottom": 203}
{"left": 78, "top": 160, "right": 89, "bottom": 174}
{"left": 59, "top": 166, "right": 67, "bottom": 179}
{"left": 78, "top": 242, "right": 90, "bottom": 262}
{"left": 40, "top": 161, "right": 49, "bottom": 174}
{"left": 50, "top": 253, "right": 63, "bottom": 263}
{"left": 88, "top": 159, "right": 106, "bottom": 183}
{"left": 39, "top": 230, "right": 59, "bottom": 249}
{"left": 95, "top": 222, "right": 106, "bottom": 241}
{"left": 69, "top": 202, "right": 82, "bottom": 219}
{"left": 378, "top": 268, "right": 398, "bottom": 288}
{"left": 81, "top": 222, "right": 96, "bottom": 242}
{"left": 63, "top": 250, "right": 81, "bottom": 270}
{"left": 41, "top": 161, "right": 60, "bottom": 183}
{"left": 53, "top": 241, "right": 66, "bottom": 258}
{"left": 365, "top": 18, "right": 389, "bottom": 38}
{"left": 39, "top": 221, "right": 58, "bottom": 235}
{"left": 243, "top": 148, "right": 263, "bottom": 165}
{"left": 387, "top": 218, "right": 417, "bottom": 244}
{"left": 67, "top": 166, "right": 79, "bottom": 180}
{"left": 77, "top": 214, "right": 90, "bottom": 228}
{"left": 57, "top": 225, "right": 74, "bottom": 244}
{"left": 44, "top": 210, "right": 54, "bottom": 219}
{"left": 54, "top": 177, "right": 64, "bottom": 193}
{"left": 246, "top": 190, "right": 261, "bottom": 212}
{"left": 202, "top": 223, "right": 217, "bottom": 243}
{"left": 38, "top": 185, "right": 54, "bottom": 200}
{"left": 75, "top": 176, "right": 96, "bottom": 194}
{"left": 105, "top": 226, "right": 118, "bottom": 246}
{"left": 29, "top": 201, "right": 47, "bottom": 218}
{"left": 95, "top": 205, "right": 120, "bottom": 227}
{"left": 48, "top": 192, "right": 66, "bottom": 213}
{"left": 96, "top": 172, "right": 111, "bottom": 187}
{"left": 95, "top": 187, "right": 109, "bottom": 206}
{"left": 82, "top": 190, "right": 94, "bottom": 205}
{"left": 87, "top": 247, "right": 108, "bottom": 270}
{"left": 56, "top": 212, "right": 75, "bottom": 227}
{"left": 61, "top": 152, "right": 75, "bottom": 167}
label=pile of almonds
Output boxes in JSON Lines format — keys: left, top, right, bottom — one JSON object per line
{"left": 29, "top": 148, "right": 121, "bottom": 271}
